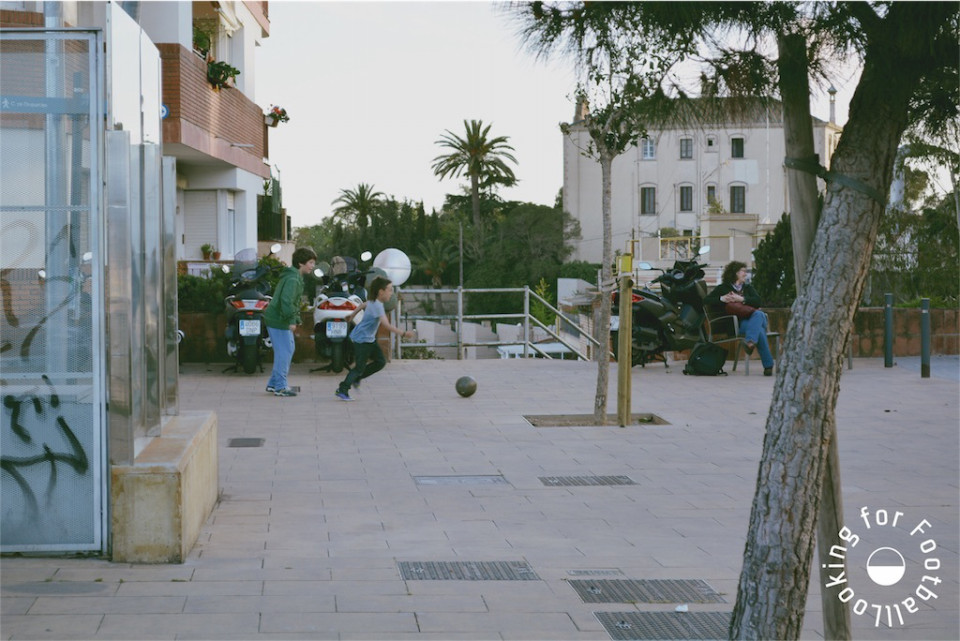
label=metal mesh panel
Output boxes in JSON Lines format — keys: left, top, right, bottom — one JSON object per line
{"left": 1, "top": 33, "right": 102, "bottom": 551}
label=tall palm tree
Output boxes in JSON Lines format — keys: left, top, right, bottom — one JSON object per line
{"left": 431, "top": 120, "right": 518, "bottom": 230}
{"left": 332, "top": 183, "right": 384, "bottom": 230}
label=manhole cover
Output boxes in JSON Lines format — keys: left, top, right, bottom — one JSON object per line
{"left": 524, "top": 413, "right": 668, "bottom": 427}
{"left": 570, "top": 579, "right": 725, "bottom": 604}
{"left": 540, "top": 475, "right": 635, "bottom": 487}
{"left": 227, "top": 438, "right": 264, "bottom": 448}
{"left": 413, "top": 475, "right": 509, "bottom": 486}
{"left": 596, "top": 612, "right": 730, "bottom": 640}
{"left": 398, "top": 561, "right": 540, "bottom": 581}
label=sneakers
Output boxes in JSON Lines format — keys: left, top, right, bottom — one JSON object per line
{"left": 265, "top": 385, "right": 276, "bottom": 393}
{"left": 335, "top": 391, "right": 353, "bottom": 402}
{"left": 274, "top": 388, "right": 297, "bottom": 397}
{"left": 763, "top": 367, "right": 773, "bottom": 377}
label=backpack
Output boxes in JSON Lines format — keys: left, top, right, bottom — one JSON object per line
{"left": 683, "top": 341, "right": 728, "bottom": 376}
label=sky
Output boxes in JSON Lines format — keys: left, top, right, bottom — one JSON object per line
{"left": 255, "top": 1, "right": 859, "bottom": 232}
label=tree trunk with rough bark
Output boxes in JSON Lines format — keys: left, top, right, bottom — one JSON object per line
{"left": 730, "top": 12, "right": 933, "bottom": 638}
{"left": 777, "top": 32, "right": 851, "bottom": 641}
{"left": 593, "top": 150, "right": 614, "bottom": 424}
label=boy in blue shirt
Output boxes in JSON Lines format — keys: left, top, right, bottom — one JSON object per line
{"left": 335, "top": 277, "right": 413, "bottom": 401}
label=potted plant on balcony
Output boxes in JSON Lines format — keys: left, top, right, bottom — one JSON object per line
{"left": 265, "top": 105, "right": 290, "bottom": 127}
{"left": 207, "top": 60, "right": 240, "bottom": 90}
{"left": 201, "top": 243, "right": 214, "bottom": 260}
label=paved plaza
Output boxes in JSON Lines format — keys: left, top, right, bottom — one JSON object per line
{"left": 2, "top": 356, "right": 958, "bottom": 640}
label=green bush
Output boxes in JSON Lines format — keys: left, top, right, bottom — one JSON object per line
{"left": 177, "top": 271, "right": 230, "bottom": 313}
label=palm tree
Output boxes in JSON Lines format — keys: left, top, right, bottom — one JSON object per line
{"left": 431, "top": 120, "right": 518, "bottom": 230}
{"left": 412, "top": 239, "right": 458, "bottom": 315}
{"left": 332, "top": 183, "right": 384, "bottom": 230}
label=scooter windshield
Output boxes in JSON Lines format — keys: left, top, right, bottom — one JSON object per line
{"left": 233, "top": 248, "right": 258, "bottom": 278}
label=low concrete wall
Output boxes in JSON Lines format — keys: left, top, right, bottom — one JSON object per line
{"left": 764, "top": 307, "right": 958, "bottom": 356}
{"left": 110, "top": 411, "right": 218, "bottom": 563}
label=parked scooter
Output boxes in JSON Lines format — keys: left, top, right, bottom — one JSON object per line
{"left": 310, "top": 251, "right": 372, "bottom": 373}
{"left": 612, "top": 246, "right": 711, "bottom": 367}
{"left": 223, "top": 245, "right": 281, "bottom": 374}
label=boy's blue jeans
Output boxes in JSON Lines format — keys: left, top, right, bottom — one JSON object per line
{"left": 338, "top": 341, "right": 386, "bottom": 394}
{"left": 740, "top": 310, "right": 774, "bottom": 369}
{"left": 266, "top": 326, "right": 294, "bottom": 390}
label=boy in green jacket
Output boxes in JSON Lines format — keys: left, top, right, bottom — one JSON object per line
{"left": 264, "top": 247, "right": 316, "bottom": 396}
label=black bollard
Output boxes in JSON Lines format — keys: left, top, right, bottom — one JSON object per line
{"left": 921, "top": 298, "right": 930, "bottom": 378}
{"left": 884, "top": 293, "right": 894, "bottom": 368}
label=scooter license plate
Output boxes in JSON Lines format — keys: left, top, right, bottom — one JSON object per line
{"left": 610, "top": 316, "right": 620, "bottom": 331}
{"left": 239, "top": 319, "right": 261, "bottom": 337}
{"left": 326, "top": 320, "right": 348, "bottom": 339}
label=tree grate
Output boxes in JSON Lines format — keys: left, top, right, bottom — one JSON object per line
{"left": 596, "top": 612, "right": 730, "bottom": 640}
{"left": 540, "top": 475, "right": 635, "bottom": 487}
{"left": 570, "top": 579, "right": 725, "bottom": 604}
{"left": 398, "top": 561, "right": 540, "bottom": 581}
{"left": 227, "top": 438, "right": 264, "bottom": 448}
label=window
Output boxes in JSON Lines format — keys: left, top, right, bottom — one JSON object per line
{"left": 706, "top": 135, "right": 717, "bottom": 151}
{"left": 706, "top": 184, "right": 717, "bottom": 206}
{"left": 731, "top": 136, "right": 745, "bottom": 158}
{"left": 679, "top": 185, "right": 693, "bottom": 212}
{"left": 730, "top": 185, "right": 746, "bottom": 213}
{"left": 640, "top": 187, "right": 656, "bottom": 215}
{"left": 680, "top": 137, "right": 693, "bottom": 159}
{"left": 641, "top": 138, "right": 655, "bottom": 159}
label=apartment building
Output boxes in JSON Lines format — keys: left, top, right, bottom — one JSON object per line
{"left": 563, "top": 97, "right": 842, "bottom": 267}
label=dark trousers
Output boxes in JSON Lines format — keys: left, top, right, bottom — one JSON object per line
{"left": 338, "top": 341, "right": 385, "bottom": 393}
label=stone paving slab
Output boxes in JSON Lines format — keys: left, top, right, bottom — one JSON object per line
{"left": 2, "top": 358, "right": 957, "bottom": 640}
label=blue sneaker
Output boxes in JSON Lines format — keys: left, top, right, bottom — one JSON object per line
{"left": 274, "top": 388, "right": 297, "bottom": 397}
{"left": 335, "top": 391, "right": 353, "bottom": 402}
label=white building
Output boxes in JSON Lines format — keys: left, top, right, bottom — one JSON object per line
{"left": 562, "top": 97, "right": 842, "bottom": 268}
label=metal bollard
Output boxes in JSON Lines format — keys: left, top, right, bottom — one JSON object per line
{"left": 884, "top": 293, "right": 894, "bottom": 368}
{"left": 921, "top": 298, "right": 930, "bottom": 378}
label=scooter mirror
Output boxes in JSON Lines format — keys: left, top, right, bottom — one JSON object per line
{"left": 313, "top": 268, "right": 324, "bottom": 279}
{"left": 698, "top": 245, "right": 711, "bottom": 255}
{"left": 360, "top": 251, "right": 373, "bottom": 262}
{"left": 636, "top": 262, "right": 653, "bottom": 271}
{"left": 270, "top": 243, "right": 282, "bottom": 255}
{"left": 221, "top": 264, "right": 231, "bottom": 274}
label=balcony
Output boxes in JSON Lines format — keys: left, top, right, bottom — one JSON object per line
{"left": 157, "top": 43, "right": 269, "bottom": 178}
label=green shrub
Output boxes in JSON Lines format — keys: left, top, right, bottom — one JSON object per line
{"left": 178, "top": 271, "right": 230, "bottom": 313}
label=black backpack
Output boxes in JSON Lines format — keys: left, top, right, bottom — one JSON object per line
{"left": 683, "top": 342, "right": 728, "bottom": 376}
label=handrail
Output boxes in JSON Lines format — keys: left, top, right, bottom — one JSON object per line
{"left": 393, "top": 286, "right": 603, "bottom": 361}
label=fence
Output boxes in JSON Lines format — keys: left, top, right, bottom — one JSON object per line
{"left": 395, "top": 287, "right": 602, "bottom": 361}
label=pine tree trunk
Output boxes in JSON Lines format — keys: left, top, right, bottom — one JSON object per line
{"left": 777, "top": 32, "right": 851, "bottom": 641}
{"left": 730, "top": 15, "right": 927, "bottom": 638}
{"left": 593, "top": 151, "right": 614, "bottom": 424}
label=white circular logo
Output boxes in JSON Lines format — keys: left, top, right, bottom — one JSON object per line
{"left": 826, "top": 507, "right": 942, "bottom": 628}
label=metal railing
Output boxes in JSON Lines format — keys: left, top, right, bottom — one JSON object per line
{"left": 394, "top": 286, "right": 603, "bottom": 361}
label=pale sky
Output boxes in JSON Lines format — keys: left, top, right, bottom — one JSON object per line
{"left": 256, "top": 1, "right": 857, "bottom": 231}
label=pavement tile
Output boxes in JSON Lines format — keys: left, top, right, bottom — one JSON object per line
{"left": 3, "top": 358, "right": 957, "bottom": 641}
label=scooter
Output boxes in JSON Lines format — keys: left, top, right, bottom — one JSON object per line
{"left": 612, "top": 246, "right": 711, "bottom": 368}
{"left": 310, "top": 251, "right": 371, "bottom": 373}
{"left": 223, "top": 245, "right": 280, "bottom": 374}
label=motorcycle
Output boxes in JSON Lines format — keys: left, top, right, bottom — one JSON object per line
{"left": 222, "top": 245, "right": 280, "bottom": 374}
{"left": 612, "top": 246, "right": 711, "bottom": 368}
{"left": 310, "top": 252, "right": 372, "bottom": 373}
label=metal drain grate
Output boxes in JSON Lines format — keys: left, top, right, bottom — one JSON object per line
{"left": 540, "top": 475, "right": 635, "bottom": 487}
{"left": 570, "top": 579, "right": 725, "bottom": 604}
{"left": 596, "top": 612, "right": 730, "bottom": 640}
{"left": 398, "top": 561, "right": 540, "bottom": 581}
{"left": 227, "top": 438, "right": 265, "bottom": 448}
{"left": 413, "top": 475, "right": 509, "bottom": 486}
